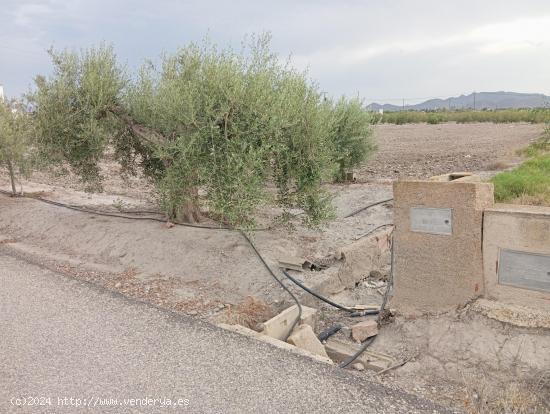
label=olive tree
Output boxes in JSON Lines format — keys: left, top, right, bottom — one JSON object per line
{"left": 32, "top": 37, "right": 375, "bottom": 226}
{"left": 329, "top": 97, "right": 375, "bottom": 181}
{"left": 0, "top": 100, "right": 33, "bottom": 195}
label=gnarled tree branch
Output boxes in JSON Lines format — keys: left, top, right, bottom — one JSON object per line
{"left": 109, "top": 106, "right": 166, "bottom": 147}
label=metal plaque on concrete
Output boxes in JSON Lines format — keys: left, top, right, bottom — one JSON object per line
{"left": 498, "top": 249, "right": 550, "bottom": 293}
{"left": 410, "top": 207, "right": 452, "bottom": 235}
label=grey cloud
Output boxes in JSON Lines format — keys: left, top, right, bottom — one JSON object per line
{"left": 1, "top": 0, "right": 550, "bottom": 100}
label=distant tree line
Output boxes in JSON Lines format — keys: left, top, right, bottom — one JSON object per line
{"left": 375, "top": 108, "right": 550, "bottom": 125}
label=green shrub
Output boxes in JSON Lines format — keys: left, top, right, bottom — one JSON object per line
{"left": 520, "top": 127, "right": 550, "bottom": 157}
{"left": 492, "top": 154, "right": 550, "bottom": 203}
{"left": 31, "top": 37, "right": 375, "bottom": 227}
{"left": 0, "top": 100, "right": 34, "bottom": 194}
{"left": 329, "top": 97, "right": 375, "bottom": 181}
{"left": 427, "top": 113, "right": 442, "bottom": 124}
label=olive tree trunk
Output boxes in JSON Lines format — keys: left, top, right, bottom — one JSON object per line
{"left": 6, "top": 158, "right": 17, "bottom": 195}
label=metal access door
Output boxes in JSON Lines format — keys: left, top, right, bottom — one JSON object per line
{"left": 498, "top": 249, "right": 550, "bottom": 293}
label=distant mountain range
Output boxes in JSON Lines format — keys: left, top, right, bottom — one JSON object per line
{"left": 366, "top": 92, "right": 550, "bottom": 112}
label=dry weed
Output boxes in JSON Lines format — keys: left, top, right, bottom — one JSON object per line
{"left": 219, "top": 296, "right": 273, "bottom": 329}
{"left": 462, "top": 371, "right": 550, "bottom": 414}
{"left": 510, "top": 193, "right": 550, "bottom": 206}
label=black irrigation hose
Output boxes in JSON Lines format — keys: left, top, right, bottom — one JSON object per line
{"left": 239, "top": 231, "right": 302, "bottom": 341}
{"left": 83, "top": 208, "right": 162, "bottom": 215}
{"left": 354, "top": 223, "right": 394, "bottom": 241}
{"left": 343, "top": 197, "right": 394, "bottom": 219}
{"left": 281, "top": 269, "right": 355, "bottom": 312}
{"left": 317, "top": 324, "right": 343, "bottom": 342}
{"left": 339, "top": 234, "right": 395, "bottom": 369}
{"left": 0, "top": 190, "right": 269, "bottom": 231}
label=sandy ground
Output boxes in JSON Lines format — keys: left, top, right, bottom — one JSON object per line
{"left": 1, "top": 122, "right": 548, "bottom": 412}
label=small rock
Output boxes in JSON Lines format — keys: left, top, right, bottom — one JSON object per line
{"left": 352, "top": 362, "right": 365, "bottom": 371}
{"left": 188, "top": 310, "right": 198, "bottom": 316}
{"left": 351, "top": 320, "right": 378, "bottom": 342}
{"left": 165, "top": 221, "right": 175, "bottom": 228}
{"left": 114, "top": 282, "right": 122, "bottom": 288}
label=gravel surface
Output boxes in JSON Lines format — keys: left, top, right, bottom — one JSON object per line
{"left": 0, "top": 252, "right": 458, "bottom": 414}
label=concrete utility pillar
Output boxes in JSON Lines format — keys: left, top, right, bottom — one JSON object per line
{"left": 391, "top": 173, "right": 494, "bottom": 314}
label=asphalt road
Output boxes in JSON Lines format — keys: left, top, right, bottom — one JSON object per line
{"left": 0, "top": 252, "right": 456, "bottom": 413}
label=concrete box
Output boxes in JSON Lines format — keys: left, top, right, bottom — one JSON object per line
{"left": 483, "top": 204, "right": 550, "bottom": 312}
{"left": 391, "top": 178, "right": 494, "bottom": 313}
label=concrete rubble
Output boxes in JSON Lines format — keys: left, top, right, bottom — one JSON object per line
{"left": 222, "top": 302, "right": 392, "bottom": 372}
{"left": 287, "top": 324, "right": 329, "bottom": 359}
{"left": 217, "top": 323, "right": 333, "bottom": 365}
{"left": 351, "top": 319, "right": 378, "bottom": 342}
{"left": 259, "top": 305, "right": 317, "bottom": 341}
{"left": 303, "top": 227, "right": 393, "bottom": 297}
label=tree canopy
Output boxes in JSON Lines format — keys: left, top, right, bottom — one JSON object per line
{"left": 31, "top": 36, "right": 375, "bottom": 226}
{"left": 0, "top": 100, "right": 33, "bottom": 194}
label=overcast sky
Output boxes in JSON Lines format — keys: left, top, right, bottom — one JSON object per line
{"left": 2, "top": 0, "right": 550, "bottom": 104}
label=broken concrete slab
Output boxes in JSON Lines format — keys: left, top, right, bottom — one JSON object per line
{"left": 324, "top": 338, "right": 394, "bottom": 372}
{"left": 472, "top": 298, "right": 550, "bottom": 329}
{"left": 217, "top": 323, "right": 333, "bottom": 365}
{"left": 306, "top": 227, "right": 393, "bottom": 297}
{"left": 259, "top": 305, "right": 317, "bottom": 341}
{"left": 351, "top": 320, "right": 378, "bottom": 342}
{"left": 287, "top": 324, "right": 329, "bottom": 359}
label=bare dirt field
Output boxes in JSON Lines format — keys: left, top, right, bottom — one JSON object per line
{"left": 362, "top": 122, "right": 544, "bottom": 180}
{"left": 1, "top": 122, "right": 548, "bottom": 412}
